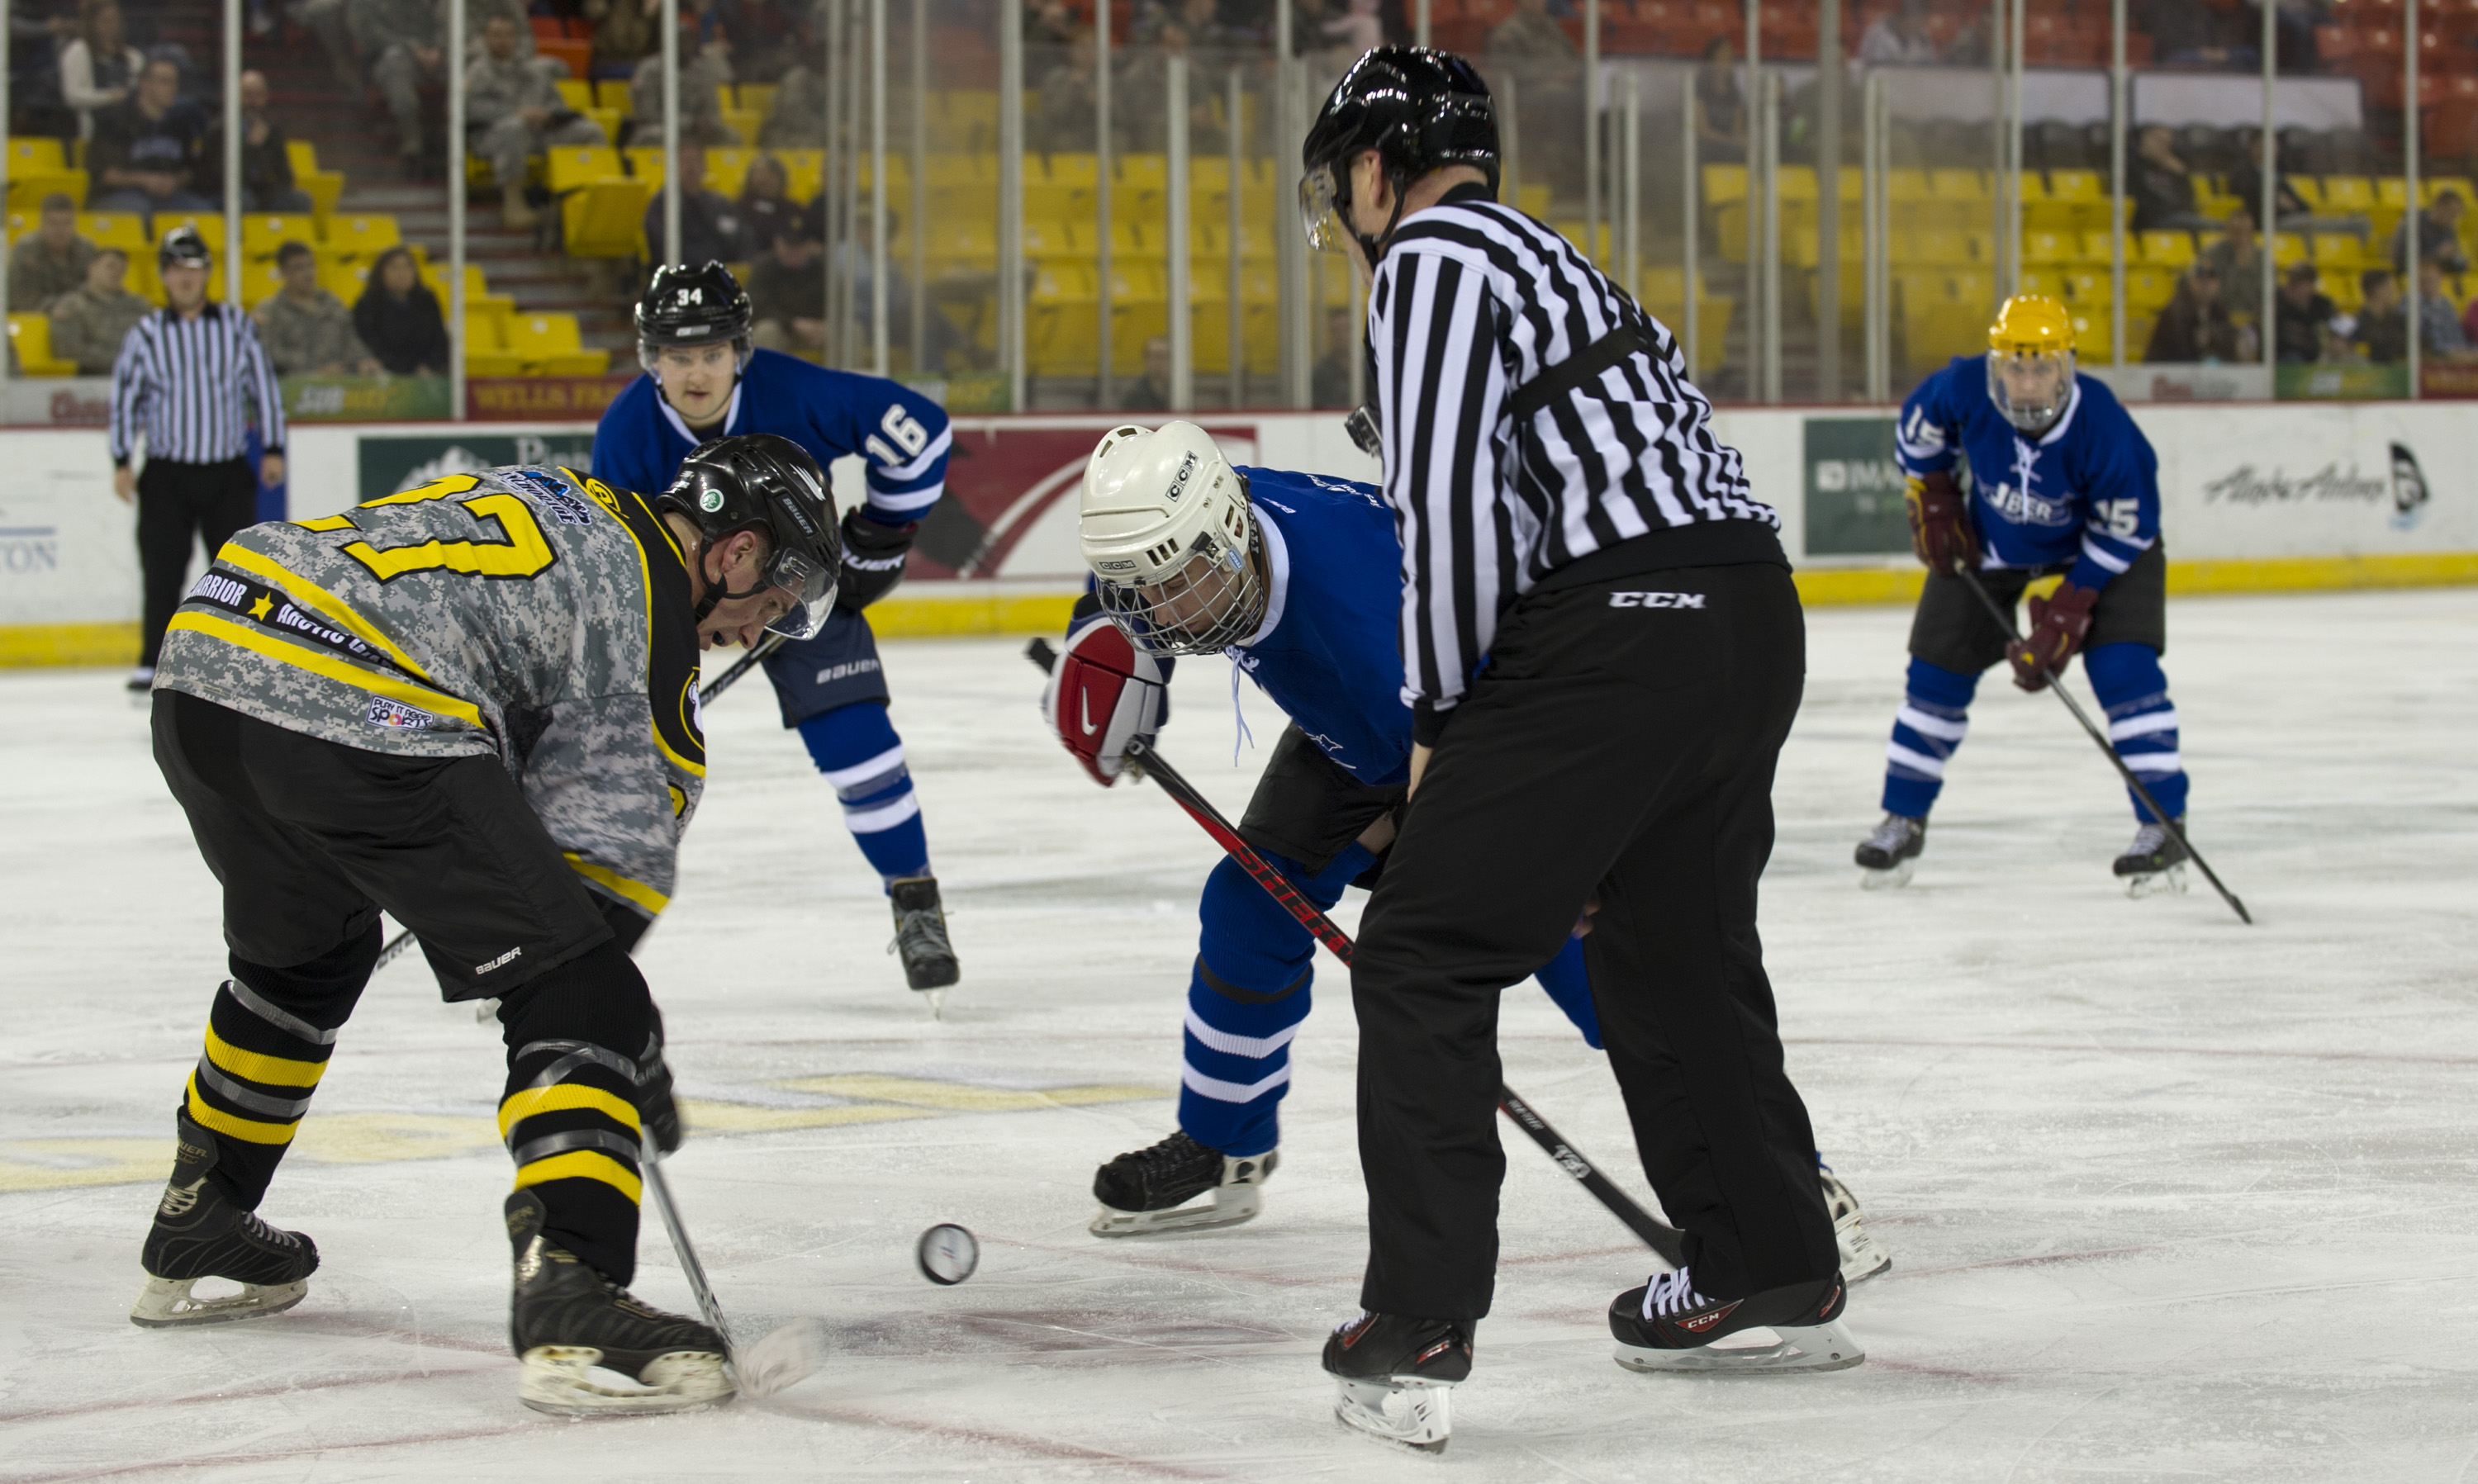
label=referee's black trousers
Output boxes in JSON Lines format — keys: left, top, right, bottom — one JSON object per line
{"left": 135, "top": 457, "right": 257, "bottom": 667}
{"left": 1351, "top": 559, "right": 1840, "bottom": 1321}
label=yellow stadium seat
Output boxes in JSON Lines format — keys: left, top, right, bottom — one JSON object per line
{"left": 1021, "top": 216, "right": 1093, "bottom": 258}
{"left": 463, "top": 312, "right": 523, "bottom": 376}
{"left": 1930, "top": 169, "right": 1990, "bottom": 202}
{"left": 285, "top": 140, "right": 344, "bottom": 218}
{"left": 561, "top": 178, "right": 653, "bottom": 258}
{"left": 1701, "top": 164, "right": 1748, "bottom": 206}
{"left": 921, "top": 216, "right": 997, "bottom": 266}
{"left": 2138, "top": 230, "right": 2194, "bottom": 267}
{"left": 240, "top": 259, "right": 286, "bottom": 306}
{"left": 556, "top": 78, "right": 593, "bottom": 111}
{"left": 9, "top": 135, "right": 65, "bottom": 172}
{"left": 1028, "top": 260, "right": 1098, "bottom": 374}
{"left": 327, "top": 215, "right": 403, "bottom": 261}
{"left": 2124, "top": 266, "right": 2178, "bottom": 311}
{"left": 2310, "top": 232, "right": 2366, "bottom": 268}
{"left": 6, "top": 136, "right": 83, "bottom": 211}
{"left": 2319, "top": 175, "right": 2376, "bottom": 213}
{"left": 2272, "top": 231, "right": 2307, "bottom": 267}
{"left": 318, "top": 258, "right": 370, "bottom": 304}
{"left": 503, "top": 312, "right": 609, "bottom": 375}
{"left": 733, "top": 83, "right": 777, "bottom": 119}
{"left": 2023, "top": 230, "right": 2077, "bottom": 265}
{"left": 2318, "top": 268, "right": 2363, "bottom": 310}
{"left": 624, "top": 146, "right": 667, "bottom": 188}
{"left": 9, "top": 312, "right": 75, "bottom": 375}
{"left": 546, "top": 145, "right": 626, "bottom": 193}
{"left": 78, "top": 211, "right": 151, "bottom": 254}
{"left": 2067, "top": 310, "right": 2110, "bottom": 363}
{"left": 594, "top": 79, "right": 632, "bottom": 112}
{"left": 2058, "top": 268, "right": 2112, "bottom": 303}
{"left": 244, "top": 214, "right": 319, "bottom": 260}
{"left": 719, "top": 108, "right": 761, "bottom": 145}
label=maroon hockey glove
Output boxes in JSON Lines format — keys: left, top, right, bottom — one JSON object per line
{"left": 1904, "top": 469, "right": 1977, "bottom": 576}
{"left": 1042, "top": 617, "right": 1166, "bottom": 786}
{"left": 2008, "top": 581, "right": 2099, "bottom": 692}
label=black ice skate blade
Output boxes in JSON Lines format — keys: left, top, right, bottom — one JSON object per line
{"left": 129, "top": 1275, "right": 306, "bottom": 1329}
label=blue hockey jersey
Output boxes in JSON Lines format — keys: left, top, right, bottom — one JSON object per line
{"left": 1894, "top": 356, "right": 2161, "bottom": 591}
{"left": 590, "top": 348, "right": 951, "bottom": 523}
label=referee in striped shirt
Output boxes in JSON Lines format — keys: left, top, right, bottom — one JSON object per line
{"left": 1303, "top": 50, "right": 1852, "bottom": 1414}
{"left": 111, "top": 225, "right": 286, "bottom": 693}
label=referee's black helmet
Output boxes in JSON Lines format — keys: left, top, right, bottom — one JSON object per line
{"left": 635, "top": 261, "right": 754, "bottom": 358}
{"left": 158, "top": 225, "right": 212, "bottom": 270}
{"left": 653, "top": 433, "right": 842, "bottom": 640}
{"left": 1299, "top": 48, "right": 1498, "bottom": 258}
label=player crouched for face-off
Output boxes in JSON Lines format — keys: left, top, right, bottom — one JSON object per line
{"left": 134, "top": 436, "right": 838, "bottom": 1418}
{"left": 1859, "top": 295, "right": 2196, "bottom": 895}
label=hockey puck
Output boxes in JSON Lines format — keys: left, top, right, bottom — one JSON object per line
{"left": 916, "top": 1223, "right": 980, "bottom": 1285}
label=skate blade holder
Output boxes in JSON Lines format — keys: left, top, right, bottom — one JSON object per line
{"left": 1333, "top": 1376, "right": 1454, "bottom": 1453}
{"left": 129, "top": 1274, "right": 307, "bottom": 1329}
{"left": 2125, "top": 863, "right": 2189, "bottom": 899}
{"left": 517, "top": 1345, "right": 735, "bottom": 1418}
{"left": 1615, "top": 1319, "right": 1866, "bottom": 1375}
{"left": 1858, "top": 861, "right": 1915, "bottom": 891}
{"left": 1088, "top": 1179, "right": 1264, "bottom": 1237}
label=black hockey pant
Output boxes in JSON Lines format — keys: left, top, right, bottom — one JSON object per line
{"left": 152, "top": 690, "right": 656, "bottom": 1284}
{"left": 1351, "top": 561, "right": 1840, "bottom": 1321}
{"left": 135, "top": 458, "right": 258, "bottom": 668}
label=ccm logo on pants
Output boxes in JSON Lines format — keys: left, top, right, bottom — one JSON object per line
{"left": 1608, "top": 591, "right": 1707, "bottom": 609}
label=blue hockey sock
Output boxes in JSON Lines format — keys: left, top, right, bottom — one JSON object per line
{"left": 1881, "top": 657, "right": 1979, "bottom": 818}
{"left": 1531, "top": 935, "right": 1602, "bottom": 1049}
{"left": 2083, "top": 642, "right": 2188, "bottom": 823}
{"left": 796, "top": 701, "right": 931, "bottom": 886}
{"left": 1178, "top": 843, "right": 1369, "bottom": 1159}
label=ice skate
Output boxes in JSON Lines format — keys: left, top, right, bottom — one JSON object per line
{"left": 1818, "top": 1164, "right": 1890, "bottom": 1283}
{"left": 888, "top": 875, "right": 959, "bottom": 1012}
{"left": 131, "top": 1114, "right": 318, "bottom": 1328}
{"left": 1854, "top": 813, "right": 1925, "bottom": 889}
{"left": 506, "top": 1191, "right": 733, "bottom": 1418}
{"left": 1321, "top": 1311, "right": 1471, "bottom": 1454}
{"left": 2114, "top": 818, "right": 2191, "bottom": 898}
{"left": 1609, "top": 1266, "right": 1863, "bottom": 1375}
{"left": 1089, "top": 1131, "right": 1275, "bottom": 1236}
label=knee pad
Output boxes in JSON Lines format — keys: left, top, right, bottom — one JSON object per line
{"left": 1903, "top": 655, "right": 1979, "bottom": 709}
{"left": 2082, "top": 642, "right": 2168, "bottom": 708}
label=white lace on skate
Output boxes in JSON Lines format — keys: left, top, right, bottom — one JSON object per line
{"left": 1333, "top": 1376, "right": 1454, "bottom": 1453}
{"left": 1617, "top": 1264, "right": 1868, "bottom": 1377}
{"left": 1820, "top": 1166, "right": 1892, "bottom": 1283}
{"left": 1641, "top": 1266, "right": 1709, "bottom": 1319}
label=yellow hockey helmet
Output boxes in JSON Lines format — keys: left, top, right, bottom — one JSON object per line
{"left": 1985, "top": 294, "right": 2076, "bottom": 434}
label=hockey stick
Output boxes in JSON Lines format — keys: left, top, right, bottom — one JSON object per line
{"left": 1953, "top": 569, "right": 2252, "bottom": 925}
{"left": 643, "top": 1150, "right": 828, "bottom": 1399}
{"left": 1028, "top": 639, "right": 1688, "bottom": 1267}
{"left": 373, "top": 633, "right": 791, "bottom": 974}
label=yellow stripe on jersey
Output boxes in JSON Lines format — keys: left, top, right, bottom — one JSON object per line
{"left": 185, "top": 1074, "right": 299, "bottom": 1144}
{"left": 164, "top": 613, "right": 487, "bottom": 732}
{"left": 497, "top": 1083, "right": 643, "bottom": 1140}
{"left": 563, "top": 852, "right": 671, "bottom": 916}
{"left": 208, "top": 543, "right": 447, "bottom": 690}
{"left": 614, "top": 486, "right": 706, "bottom": 780}
{"left": 204, "top": 1025, "right": 327, "bottom": 1089}
{"left": 512, "top": 1149, "right": 643, "bottom": 1203}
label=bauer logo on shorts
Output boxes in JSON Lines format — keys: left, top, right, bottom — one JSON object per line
{"left": 476, "top": 946, "right": 524, "bottom": 974}
{"left": 1607, "top": 591, "right": 1707, "bottom": 609}
{"left": 365, "top": 695, "right": 441, "bottom": 730}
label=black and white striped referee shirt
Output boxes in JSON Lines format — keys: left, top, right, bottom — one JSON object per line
{"left": 107, "top": 301, "right": 287, "bottom": 467}
{"left": 1368, "top": 183, "right": 1780, "bottom": 742}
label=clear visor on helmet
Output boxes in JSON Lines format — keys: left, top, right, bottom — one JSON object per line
{"left": 1093, "top": 523, "right": 1266, "bottom": 657}
{"left": 1298, "top": 164, "right": 1351, "bottom": 254}
{"left": 757, "top": 540, "right": 836, "bottom": 642}
{"left": 1987, "top": 348, "right": 2074, "bottom": 434}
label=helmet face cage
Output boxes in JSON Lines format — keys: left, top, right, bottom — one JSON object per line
{"left": 1298, "top": 48, "right": 1500, "bottom": 256}
{"left": 1986, "top": 348, "right": 2075, "bottom": 434}
{"left": 1300, "top": 163, "right": 1351, "bottom": 254}
{"left": 1093, "top": 497, "right": 1266, "bottom": 657}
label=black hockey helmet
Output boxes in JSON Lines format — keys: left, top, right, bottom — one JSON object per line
{"left": 636, "top": 260, "right": 754, "bottom": 364}
{"left": 653, "top": 433, "right": 842, "bottom": 641}
{"left": 158, "top": 224, "right": 212, "bottom": 270}
{"left": 1299, "top": 47, "right": 1498, "bottom": 262}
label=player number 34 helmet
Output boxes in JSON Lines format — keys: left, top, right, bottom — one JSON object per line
{"left": 1080, "top": 422, "right": 1266, "bottom": 656}
{"left": 1986, "top": 294, "right": 2077, "bottom": 434}
{"left": 653, "top": 433, "right": 842, "bottom": 641}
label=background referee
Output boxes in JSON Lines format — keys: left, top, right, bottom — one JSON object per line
{"left": 111, "top": 225, "right": 286, "bottom": 693}
{"left": 1303, "top": 50, "right": 1854, "bottom": 1444}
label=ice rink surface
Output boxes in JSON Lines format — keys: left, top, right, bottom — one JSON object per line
{"left": 5, "top": 588, "right": 2476, "bottom": 1482}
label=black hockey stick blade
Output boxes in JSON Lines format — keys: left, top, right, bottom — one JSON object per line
{"left": 1953, "top": 568, "right": 2252, "bottom": 925}
{"left": 374, "top": 633, "right": 789, "bottom": 971}
{"left": 643, "top": 1153, "right": 826, "bottom": 1399}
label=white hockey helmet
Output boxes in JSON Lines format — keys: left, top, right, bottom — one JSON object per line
{"left": 1080, "top": 421, "right": 1265, "bottom": 655}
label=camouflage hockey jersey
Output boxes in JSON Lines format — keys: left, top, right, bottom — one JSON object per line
{"left": 154, "top": 464, "right": 705, "bottom": 925}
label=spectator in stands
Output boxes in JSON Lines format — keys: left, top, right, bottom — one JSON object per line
{"left": 1118, "top": 334, "right": 1174, "bottom": 410}
{"left": 255, "top": 240, "right": 381, "bottom": 376}
{"left": 1183, "top": 0, "right": 1251, "bottom": 51}
{"left": 1025, "top": 0, "right": 1075, "bottom": 49}
{"left": 1943, "top": 13, "right": 1990, "bottom": 65}
{"left": 737, "top": 153, "right": 813, "bottom": 255}
{"left": 583, "top": 0, "right": 658, "bottom": 79}
{"left": 2139, "top": 0, "right": 2249, "bottom": 68}
{"left": 202, "top": 69, "right": 313, "bottom": 213}
{"left": 47, "top": 246, "right": 151, "bottom": 374}
{"left": 468, "top": 16, "right": 604, "bottom": 230}
{"left": 2201, "top": 204, "right": 2267, "bottom": 322}
{"left": 353, "top": 244, "right": 449, "bottom": 375}
{"left": 2389, "top": 189, "right": 2471, "bottom": 275}
{"left": 1318, "top": 0, "right": 1383, "bottom": 63}
{"left": 459, "top": 0, "right": 531, "bottom": 64}
{"left": 702, "top": 0, "right": 808, "bottom": 84}
{"left": 2249, "top": 0, "right": 2328, "bottom": 75}
{"left": 1858, "top": 0, "right": 1936, "bottom": 66}
{"left": 1032, "top": 30, "right": 1099, "bottom": 153}
{"left": 749, "top": 220, "right": 825, "bottom": 357}
{"left": 2223, "top": 130, "right": 2316, "bottom": 230}
{"left": 87, "top": 56, "right": 211, "bottom": 220}
{"left": 354, "top": 0, "right": 449, "bottom": 169}
{"left": 762, "top": 63, "right": 828, "bottom": 147}
{"left": 626, "top": 37, "right": 739, "bottom": 146}
{"left": 1117, "top": 19, "right": 1223, "bottom": 153}
{"left": 2146, "top": 263, "right": 2247, "bottom": 363}
{"left": 1693, "top": 36, "right": 1744, "bottom": 163}
{"left": 2414, "top": 258, "right": 2475, "bottom": 361}
{"left": 2351, "top": 267, "right": 2407, "bottom": 363}
{"left": 295, "top": 0, "right": 361, "bottom": 89}
{"left": 59, "top": 0, "right": 143, "bottom": 140}
{"left": 640, "top": 145, "right": 748, "bottom": 266}
{"left": 9, "top": 193, "right": 97, "bottom": 312}
{"left": 2129, "top": 125, "right": 2212, "bottom": 235}
{"left": 1311, "top": 305, "right": 1356, "bottom": 409}
{"left": 2274, "top": 261, "right": 2338, "bottom": 363}
{"left": 1488, "top": 0, "right": 1576, "bottom": 89}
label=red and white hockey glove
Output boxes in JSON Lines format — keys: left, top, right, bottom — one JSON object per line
{"left": 1043, "top": 617, "right": 1166, "bottom": 786}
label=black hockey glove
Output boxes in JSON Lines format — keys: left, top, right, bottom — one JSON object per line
{"left": 837, "top": 507, "right": 916, "bottom": 611}
{"left": 638, "top": 1013, "right": 685, "bottom": 1156}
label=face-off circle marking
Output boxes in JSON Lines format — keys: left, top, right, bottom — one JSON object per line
{"left": 916, "top": 1224, "right": 979, "bottom": 1285}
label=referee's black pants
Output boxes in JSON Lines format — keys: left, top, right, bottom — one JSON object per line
{"left": 1351, "top": 560, "right": 1840, "bottom": 1321}
{"left": 136, "top": 458, "right": 257, "bottom": 667}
